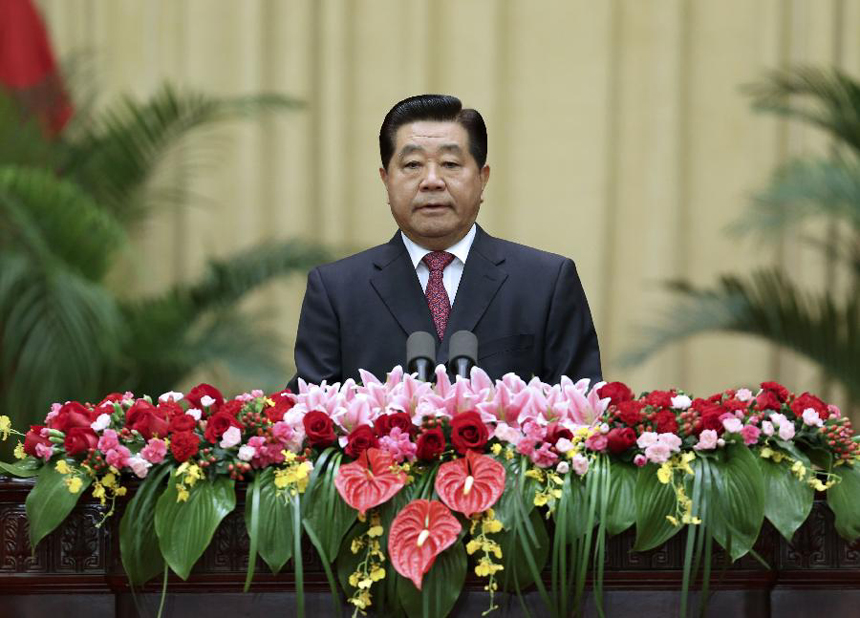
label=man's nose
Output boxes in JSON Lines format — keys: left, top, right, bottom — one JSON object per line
{"left": 419, "top": 163, "right": 445, "bottom": 190}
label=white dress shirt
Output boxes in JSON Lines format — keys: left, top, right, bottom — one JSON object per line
{"left": 400, "top": 223, "right": 476, "bottom": 306}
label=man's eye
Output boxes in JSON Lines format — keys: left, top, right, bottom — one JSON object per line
{"left": 442, "top": 161, "right": 461, "bottom": 169}
{"left": 404, "top": 161, "right": 421, "bottom": 169}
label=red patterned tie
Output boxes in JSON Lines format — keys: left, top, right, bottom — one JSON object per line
{"left": 422, "top": 251, "right": 456, "bottom": 340}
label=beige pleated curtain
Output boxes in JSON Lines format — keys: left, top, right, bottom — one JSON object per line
{"left": 37, "top": 0, "right": 860, "bottom": 411}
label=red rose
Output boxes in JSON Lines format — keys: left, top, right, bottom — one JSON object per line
{"left": 643, "top": 390, "right": 674, "bottom": 409}
{"left": 449, "top": 411, "right": 489, "bottom": 455}
{"left": 724, "top": 398, "right": 749, "bottom": 413}
{"left": 654, "top": 410, "right": 679, "bottom": 434}
{"left": 64, "top": 427, "right": 98, "bottom": 456}
{"left": 303, "top": 410, "right": 336, "bottom": 448}
{"left": 597, "top": 382, "right": 634, "bottom": 406}
{"left": 170, "top": 431, "right": 200, "bottom": 463}
{"left": 204, "top": 411, "right": 244, "bottom": 443}
{"left": 416, "top": 428, "right": 446, "bottom": 461}
{"left": 125, "top": 400, "right": 169, "bottom": 440}
{"left": 616, "top": 400, "right": 645, "bottom": 427}
{"left": 345, "top": 425, "right": 378, "bottom": 459}
{"left": 158, "top": 400, "right": 185, "bottom": 420}
{"left": 50, "top": 402, "right": 95, "bottom": 432}
{"left": 23, "top": 425, "right": 51, "bottom": 457}
{"left": 754, "top": 391, "right": 782, "bottom": 412}
{"left": 185, "top": 383, "right": 225, "bottom": 414}
{"left": 265, "top": 393, "right": 296, "bottom": 423}
{"left": 761, "top": 381, "right": 790, "bottom": 403}
{"left": 790, "top": 392, "right": 829, "bottom": 421}
{"left": 545, "top": 421, "right": 573, "bottom": 446}
{"left": 606, "top": 428, "right": 637, "bottom": 454}
{"left": 168, "top": 414, "right": 196, "bottom": 433}
{"left": 700, "top": 408, "right": 725, "bottom": 434}
{"left": 374, "top": 412, "right": 415, "bottom": 437}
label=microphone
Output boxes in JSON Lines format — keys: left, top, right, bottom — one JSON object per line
{"left": 448, "top": 330, "right": 478, "bottom": 379}
{"left": 406, "top": 331, "right": 436, "bottom": 382}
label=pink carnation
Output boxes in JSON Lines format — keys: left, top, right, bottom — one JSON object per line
{"left": 141, "top": 438, "right": 167, "bottom": 463}
{"left": 97, "top": 429, "right": 120, "bottom": 452}
{"left": 694, "top": 429, "right": 718, "bottom": 451}
{"left": 35, "top": 442, "right": 54, "bottom": 461}
{"left": 585, "top": 433, "right": 608, "bottom": 452}
{"left": 105, "top": 445, "right": 131, "bottom": 469}
{"left": 740, "top": 424, "right": 761, "bottom": 446}
{"left": 379, "top": 427, "right": 417, "bottom": 463}
{"left": 530, "top": 442, "right": 559, "bottom": 468}
{"left": 272, "top": 421, "right": 294, "bottom": 444}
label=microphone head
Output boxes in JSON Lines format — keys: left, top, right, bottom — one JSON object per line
{"left": 448, "top": 330, "right": 478, "bottom": 364}
{"left": 406, "top": 331, "right": 436, "bottom": 368}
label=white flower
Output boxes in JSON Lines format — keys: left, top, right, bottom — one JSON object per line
{"left": 493, "top": 423, "right": 522, "bottom": 446}
{"left": 801, "top": 408, "right": 824, "bottom": 428}
{"left": 186, "top": 408, "right": 202, "bottom": 421}
{"left": 128, "top": 455, "right": 151, "bottom": 479}
{"left": 657, "top": 433, "right": 682, "bottom": 450}
{"left": 159, "top": 391, "right": 184, "bottom": 403}
{"left": 200, "top": 395, "right": 216, "bottom": 408}
{"left": 636, "top": 431, "right": 658, "bottom": 449}
{"left": 671, "top": 394, "right": 692, "bottom": 410}
{"left": 556, "top": 461, "right": 570, "bottom": 475}
{"left": 238, "top": 445, "right": 256, "bottom": 461}
{"left": 722, "top": 418, "right": 743, "bottom": 433}
{"left": 694, "top": 429, "right": 719, "bottom": 451}
{"left": 599, "top": 423, "right": 610, "bottom": 434}
{"left": 555, "top": 437, "right": 574, "bottom": 453}
{"left": 778, "top": 422, "right": 795, "bottom": 441}
{"left": 220, "top": 426, "right": 242, "bottom": 448}
{"left": 735, "top": 388, "right": 753, "bottom": 402}
{"left": 761, "top": 421, "right": 774, "bottom": 436}
{"left": 571, "top": 453, "right": 589, "bottom": 476}
{"left": 90, "top": 413, "right": 111, "bottom": 432}
{"left": 769, "top": 412, "right": 788, "bottom": 428}
{"left": 717, "top": 438, "right": 726, "bottom": 447}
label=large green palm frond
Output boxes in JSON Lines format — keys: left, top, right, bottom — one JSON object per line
{"left": 0, "top": 92, "right": 54, "bottom": 168}
{"left": 747, "top": 67, "right": 860, "bottom": 154}
{"left": 59, "top": 84, "right": 303, "bottom": 227}
{"left": 730, "top": 153, "right": 860, "bottom": 238}
{"left": 620, "top": 269, "right": 860, "bottom": 402}
{"left": 0, "top": 166, "right": 126, "bottom": 281}
{"left": 0, "top": 253, "right": 123, "bottom": 421}
{"left": 102, "top": 240, "right": 331, "bottom": 394}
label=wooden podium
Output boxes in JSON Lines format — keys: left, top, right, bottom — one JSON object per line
{"left": 1, "top": 476, "right": 858, "bottom": 617}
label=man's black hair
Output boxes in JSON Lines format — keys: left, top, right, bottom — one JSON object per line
{"left": 379, "top": 94, "right": 487, "bottom": 170}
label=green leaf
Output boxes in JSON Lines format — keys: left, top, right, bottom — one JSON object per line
{"left": 707, "top": 444, "right": 765, "bottom": 561}
{"left": 399, "top": 541, "right": 467, "bottom": 618}
{"left": 25, "top": 460, "right": 91, "bottom": 549}
{"left": 757, "top": 456, "right": 813, "bottom": 542}
{"left": 497, "top": 507, "right": 550, "bottom": 592}
{"left": 0, "top": 457, "right": 40, "bottom": 478}
{"left": 246, "top": 468, "right": 294, "bottom": 574}
{"left": 561, "top": 473, "right": 591, "bottom": 540}
{"left": 604, "top": 461, "right": 637, "bottom": 536}
{"left": 827, "top": 463, "right": 860, "bottom": 543}
{"left": 154, "top": 474, "right": 236, "bottom": 579}
{"left": 633, "top": 464, "right": 681, "bottom": 551}
{"left": 493, "top": 456, "right": 536, "bottom": 530}
{"left": 120, "top": 464, "right": 172, "bottom": 585}
{"left": 302, "top": 452, "right": 356, "bottom": 562}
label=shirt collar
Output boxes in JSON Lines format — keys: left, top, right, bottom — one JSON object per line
{"left": 401, "top": 223, "right": 476, "bottom": 270}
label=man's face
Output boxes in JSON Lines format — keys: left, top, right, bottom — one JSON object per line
{"left": 380, "top": 120, "right": 490, "bottom": 250}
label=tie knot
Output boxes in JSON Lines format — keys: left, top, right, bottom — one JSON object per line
{"left": 422, "top": 251, "right": 455, "bottom": 272}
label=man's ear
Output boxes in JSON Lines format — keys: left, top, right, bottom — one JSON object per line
{"left": 480, "top": 165, "right": 490, "bottom": 189}
{"left": 379, "top": 167, "right": 388, "bottom": 184}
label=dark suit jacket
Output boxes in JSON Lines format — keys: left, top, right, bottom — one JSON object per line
{"left": 288, "top": 225, "right": 601, "bottom": 389}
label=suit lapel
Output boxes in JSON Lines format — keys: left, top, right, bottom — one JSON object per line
{"left": 439, "top": 226, "right": 508, "bottom": 363}
{"left": 370, "top": 231, "right": 437, "bottom": 338}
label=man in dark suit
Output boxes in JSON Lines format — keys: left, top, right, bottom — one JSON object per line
{"left": 288, "top": 94, "right": 601, "bottom": 389}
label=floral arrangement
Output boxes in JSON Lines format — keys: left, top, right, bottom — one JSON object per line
{"left": 1, "top": 366, "right": 858, "bottom": 618}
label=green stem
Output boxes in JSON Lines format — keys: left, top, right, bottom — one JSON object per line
{"left": 244, "top": 475, "right": 260, "bottom": 592}
{"left": 156, "top": 560, "right": 168, "bottom": 618}
{"left": 292, "top": 494, "right": 305, "bottom": 618}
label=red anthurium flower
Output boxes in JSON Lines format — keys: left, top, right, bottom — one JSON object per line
{"left": 388, "top": 499, "right": 461, "bottom": 590}
{"left": 334, "top": 447, "right": 407, "bottom": 515}
{"left": 434, "top": 449, "right": 506, "bottom": 517}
